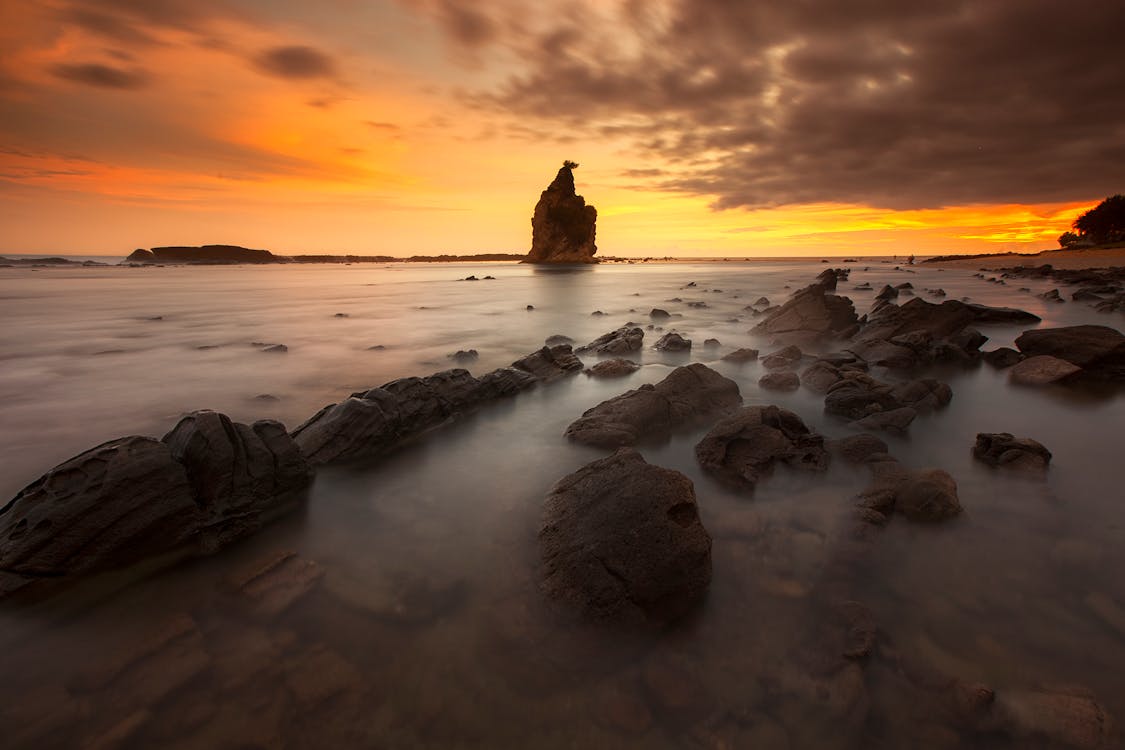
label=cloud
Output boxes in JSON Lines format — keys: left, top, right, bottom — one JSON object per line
{"left": 252, "top": 45, "right": 337, "bottom": 79}
{"left": 416, "top": 0, "right": 1125, "bottom": 210}
{"left": 49, "top": 62, "right": 149, "bottom": 89}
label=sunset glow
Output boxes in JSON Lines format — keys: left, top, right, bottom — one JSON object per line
{"left": 1, "top": 1, "right": 1118, "bottom": 257}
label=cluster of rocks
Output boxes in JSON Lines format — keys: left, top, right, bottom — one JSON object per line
{"left": 0, "top": 343, "right": 589, "bottom": 599}
{"left": 1009, "top": 325, "right": 1125, "bottom": 384}
{"left": 1000, "top": 264, "right": 1125, "bottom": 314}
{"left": 695, "top": 406, "right": 828, "bottom": 490}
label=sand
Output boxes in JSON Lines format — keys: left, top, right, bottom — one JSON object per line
{"left": 924, "top": 246, "right": 1125, "bottom": 271}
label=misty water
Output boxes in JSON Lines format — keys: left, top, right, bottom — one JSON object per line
{"left": 1, "top": 259, "right": 1123, "bottom": 748}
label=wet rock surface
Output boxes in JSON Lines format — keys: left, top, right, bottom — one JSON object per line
{"left": 695, "top": 405, "right": 828, "bottom": 491}
{"left": 565, "top": 363, "right": 741, "bottom": 448}
{"left": 539, "top": 448, "right": 712, "bottom": 625}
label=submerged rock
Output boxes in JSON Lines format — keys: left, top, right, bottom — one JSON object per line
{"left": 539, "top": 448, "right": 711, "bottom": 625}
{"left": 565, "top": 363, "right": 741, "bottom": 448}
{"left": 895, "top": 469, "right": 962, "bottom": 522}
{"left": 695, "top": 405, "right": 828, "bottom": 490}
{"left": 721, "top": 347, "right": 759, "bottom": 363}
{"left": 585, "top": 359, "right": 640, "bottom": 378}
{"left": 525, "top": 162, "right": 597, "bottom": 264}
{"left": 973, "top": 433, "right": 1051, "bottom": 472}
{"left": 759, "top": 371, "right": 800, "bottom": 391}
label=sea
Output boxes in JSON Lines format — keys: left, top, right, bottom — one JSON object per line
{"left": 0, "top": 258, "right": 1122, "bottom": 748}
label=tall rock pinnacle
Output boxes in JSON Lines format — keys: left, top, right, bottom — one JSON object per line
{"left": 525, "top": 161, "right": 598, "bottom": 264}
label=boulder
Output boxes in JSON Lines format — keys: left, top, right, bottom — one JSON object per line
{"left": 761, "top": 345, "right": 803, "bottom": 370}
{"left": 539, "top": 448, "right": 711, "bottom": 625}
{"left": 576, "top": 326, "right": 644, "bottom": 355}
{"left": 695, "top": 405, "right": 828, "bottom": 490}
{"left": 163, "top": 411, "right": 313, "bottom": 549}
{"left": 982, "top": 347, "right": 1023, "bottom": 369}
{"left": 654, "top": 332, "right": 692, "bottom": 351}
{"left": 525, "top": 163, "right": 597, "bottom": 263}
{"left": 585, "top": 359, "right": 640, "bottom": 378}
{"left": 825, "top": 374, "right": 951, "bottom": 423}
{"left": 1009, "top": 355, "right": 1082, "bottom": 386}
{"left": 751, "top": 283, "right": 858, "bottom": 341}
{"left": 0, "top": 437, "right": 200, "bottom": 595}
{"left": 759, "top": 372, "right": 800, "bottom": 391}
{"left": 896, "top": 469, "right": 961, "bottom": 522}
{"left": 973, "top": 433, "right": 1051, "bottom": 472}
{"left": 857, "top": 298, "right": 1038, "bottom": 346}
{"left": 565, "top": 364, "right": 741, "bottom": 448}
{"left": 721, "top": 348, "right": 759, "bottom": 363}
{"left": 649, "top": 308, "right": 671, "bottom": 320}
{"left": 511, "top": 344, "right": 584, "bottom": 380}
{"left": 1015, "top": 325, "right": 1125, "bottom": 380}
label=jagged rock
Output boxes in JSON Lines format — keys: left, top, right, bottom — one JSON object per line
{"left": 577, "top": 326, "right": 644, "bottom": 355}
{"left": 1009, "top": 355, "right": 1082, "bottom": 386}
{"left": 476, "top": 367, "right": 539, "bottom": 398}
{"left": 585, "top": 359, "right": 640, "bottom": 378}
{"left": 654, "top": 332, "right": 692, "bottom": 351}
{"left": 511, "top": 344, "right": 584, "bottom": 380}
{"left": 759, "top": 372, "right": 800, "bottom": 391}
{"left": 761, "top": 344, "right": 803, "bottom": 370}
{"left": 565, "top": 364, "right": 741, "bottom": 448}
{"left": 0, "top": 437, "right": 200, "bottom": 596}
{"left": 695, "top": 405, "right": 828, "bottom": 490}
{"left": 973, "top": 433, "right": 1051, "bottom": 472}
{"left": 857, "top": 297, "right": 1038, "bottom": 347}
{"left": 875, "top": 284, "right": 899, "bottom": 301}
{"left": 539, "top": 448, "right": 711, "bottom": 625}
{"left": 751, "top": 283, "right": 858, "bottom": 341}
{"left": 525, "top": 163, "right": 597, "bottom": 263}
{"left": 982, "top": 347, "right": 1023, "bottom": 369}
{"left": 163, "top": 411, "right": 313, "bottom": 550}
{"left": 825, "top": 374, "right": 950, "bottom": 422}
{"left": 1015, "top": 325, "right": 1125, "bottom": 380}
{"left": 721, "top": 347, "right": 759, "bottom": 363}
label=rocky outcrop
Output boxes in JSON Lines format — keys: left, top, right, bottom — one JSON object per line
{"left": 0, "top": 412, "right": 313, "bottom": 598}
{"left": 751, "top": 282, "right": 858, "bottom": 343}
{"left": 695, "top": 406, "right": 828, "bottom": 490}
{"left": 1014, "top": 325, "right": 1125, "bottom": 380}
{"left": 653, "top": 332, "right": 692, "bottom": 351}
{"left": 576, "top": 326, "right": 643, "bottom": 356}
{"left": 293, "top": 362, "right": 551, "bottom": 466}
{"left": 525, "top": 163, "right": 597, "bottom": 263}
{"left": 973, "top": 433, "right": 1052, "bottom": 471}
{"left": 1009, "top": 355, "right": 1082, "bottom": 386}
{"left": 824, "top": 373, "right": 951, "bottom": 432}
{"left": 539, "top": 448, "right": 711, "bottom": 625}
{"left": 126, "top": 245, "right": 280, "bottom": 264}
{"left": 565, "top": 364, "right": 741, "bottom": 448}
{"left": 585, "top": 359, "right": 640, "bottom": 378}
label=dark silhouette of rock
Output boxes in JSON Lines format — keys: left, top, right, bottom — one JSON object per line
{"left": 545, "top": 334, "right": 574, "bottom": 346}
{"left": 654, "top": 332, "right": 692, "bottom": 351}
{"left": 585, "top": 359, "right": 640, "bottom": 378}
{"left": 525, "top": 162, "right": 597, "bottom": 263}
{"left": 577, "top": 326, "right": 643, "bottom": 355}
{"left": 973, "top": 433, "right": 1052, "bottom": 472}
{"left": 448, "top": 349, "right": 478, "bottom": 362}
{"left": 565, "top": 364, "right": 741, "bottom": 448}
{"left": 1014, "top": 324, "right": 1125, "bottom": 380}
{"left": 511, "top": 344, "right": 584, "bottom": 380}
{"left": 695, "top": 405, "right": 828, "bottom": 490}
{"left": 539, "top": 448, "right": 711, "bottom": 625}
{"left": 982, "top": 347, "right": 1023, "bottom": 369}
{"left": 649, "top": 308, "right": 670, "bottom": 320}
{"left": 262, "top": 344, "right": 287, "bottom": 353}
{"left": 127, "top": 245, "right": 279, "bottom": 264}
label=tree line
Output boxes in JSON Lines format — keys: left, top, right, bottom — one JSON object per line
{"left": 1059, "top": 194, "right": 1125, "bottom": 248}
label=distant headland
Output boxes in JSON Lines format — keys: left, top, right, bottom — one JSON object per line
{"left": 121, "top": 245, "right": 525, "bottom": 265}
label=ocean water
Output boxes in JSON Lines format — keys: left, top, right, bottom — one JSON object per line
{"left": 0, "top": 259, "right": 1123, "bottom": 748}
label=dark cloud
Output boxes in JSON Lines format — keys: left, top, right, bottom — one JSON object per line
{"left": 412, "top": 1, "right": 500, "bottom": 47}
{"left": 50, "top": 62, "right": 149, "bottom": 89}
{"left": 252, "top": 45, "right": 337, "bottom": 79}
{"left": 427, "top": 0, "right": 1125, "bottom": 209}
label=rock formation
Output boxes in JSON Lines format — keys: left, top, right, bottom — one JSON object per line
{"left": 695, "top": 405, "right": 828, "bottom": 490}
{"left": 525, "top": 162, "right": 598, "bottom": 263}
{"left": 125, "top": 245, "right": 280, "bottom": 264}
{"left": 539, "top": 448, "right": 711, "bottom": 625}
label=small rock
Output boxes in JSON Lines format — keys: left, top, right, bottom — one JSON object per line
{"left": 654, "top": 332, "right": 692, "bottom": 351}
{"left": 759, "top": 372, "right": 800, "bottom": 391}
{"left": 585, "top": 359, "right": 641, "bottom": 378}
{"left": 703, "top": 338, "right": 721, "bottom": 348}
{"left": 262, "top": 344, "right": 288, "bottom": 353}
{"left": 649, "top": 308, "right": 671, "bottom": 320}
{"left": 721, "top": 347, "right": 759, "bottom": 363}
{"left": 973, "top": 433, "right": 1051, "bottom": 472}
{"left": 448, "top": 349, "right": 479, "bottom": 362}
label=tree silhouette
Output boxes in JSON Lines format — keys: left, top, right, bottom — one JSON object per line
{"left": 1072, "top": 195, "right": 1125, "bottom": 245}
{"left": 1057, "top": 231, "right": 1081, "bottom": 248}
{"left": 562, "top": 160, "right": 579, "bottom": 169}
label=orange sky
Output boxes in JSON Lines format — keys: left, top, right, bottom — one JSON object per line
{"left": 0, "top": 1, "right": 1111, "bottom": 258}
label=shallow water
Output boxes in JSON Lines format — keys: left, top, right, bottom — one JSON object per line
{"left": 1, "top": 260, "right": 1123, "bottom": 748}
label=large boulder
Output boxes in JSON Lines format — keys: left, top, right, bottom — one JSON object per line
{"left": 824, "top": 373, "right": 951, "bottom": 426}
{"left": 1014, "top": 325, "right": 1125, "bottom": 380}
{"left": 163, "top": 411, "right": 313, "bottom": 549}
{"left": 695, "top": 406, "right": 828, "bottom": 490}
{"left": 0, "top": 437, "right": 200, "bottom": 595}
{"left": 577, "top": 326, "right": 644, "bottom": 355}
{"left": 565, "top": 364, "right": 741, "bottom": 448}
{"left": 895, "top": 469, "right": 962, "bottom": 522}
{"left": 525, "top": 163, "right": 597, "bottom": 263}
{"left": 858, "top": 298, "right": 1039, "bottom": 343}
{"left": 751, "top": 283, "right": 858, "bottom": 341}
{"left": 1009, "top": 355, "right": 1082, "bottom": 386}
{"left": 539, "top": 449, "right": 711, "bottom": 625}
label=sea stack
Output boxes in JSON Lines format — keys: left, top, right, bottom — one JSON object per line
{"left": 525, "top": 160, "right": 598, "bottom": 264}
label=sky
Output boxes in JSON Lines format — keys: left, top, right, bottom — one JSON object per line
{"left": 1, "top": 0, "right": 1122, "bottom": 258}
